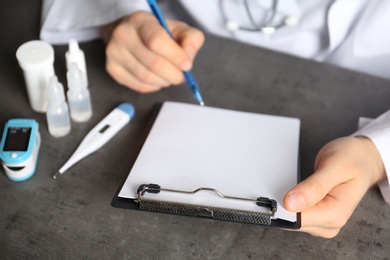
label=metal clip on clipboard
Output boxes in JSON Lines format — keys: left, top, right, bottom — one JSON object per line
{"left": 136, "top": 184, "right": 277, "bottom": 225}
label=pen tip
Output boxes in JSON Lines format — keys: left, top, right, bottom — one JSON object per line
{"left": 200, "top": 102, "right": 205, "bottom": 107}
{"left": 52, "top": 171, "right": 60, "bottom": 179}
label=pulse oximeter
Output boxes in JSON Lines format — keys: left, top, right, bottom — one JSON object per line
{"left": 0, "top": 119, "right": 40, "bottom": 181}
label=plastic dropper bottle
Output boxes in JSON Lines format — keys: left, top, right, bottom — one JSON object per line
{"left": 66, "top": 39, "right": 88, "bottom": 85}
{"left": 66, "top": 62, "right": 92, "bottom": 122}
{"left": 46, "top": 75, "right": 71, "bottom": 137}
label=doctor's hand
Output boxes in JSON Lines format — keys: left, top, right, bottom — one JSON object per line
{"left": 101, "top": 11, "right": 205, "bottom": 93}
{"left": 283, "top": 137, "right": 386, "bottom": 238}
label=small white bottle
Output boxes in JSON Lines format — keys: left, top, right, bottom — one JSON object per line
{"left": 46, "top": 76, "right": 71, "bottom": 137}
{"left": 16, "top": 40, "right": 55, "bottom": 113}
{"left": 65, "top": 39, "right": 88, "bottom": 85}
{"left": 66, "top": 62, "right": 93, "bottom": 122}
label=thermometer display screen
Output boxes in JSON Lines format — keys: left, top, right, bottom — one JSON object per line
{"left": 3, "top": 127, "right": 31, "bottom": 151}
{"left": 99, "top": 124, "right": 110, "bottom": 134}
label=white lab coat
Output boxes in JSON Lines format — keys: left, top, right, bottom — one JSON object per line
{"left": 40, "top": 0, "right": 390, "bottom": 203}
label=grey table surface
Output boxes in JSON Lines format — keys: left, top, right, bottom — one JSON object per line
{"left": 1, "top": 1, "right": 389, "bottom": 259}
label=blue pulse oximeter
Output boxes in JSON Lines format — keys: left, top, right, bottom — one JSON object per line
{"left": 0, "top": 119, "right": 40, "bottom": 181}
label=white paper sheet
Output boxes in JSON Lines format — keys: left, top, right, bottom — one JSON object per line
{"left": 119, "top": 101, "right": 300, "bottom": 222}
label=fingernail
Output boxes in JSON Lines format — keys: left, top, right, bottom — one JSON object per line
{"left": 185, "top": 47, "right": 195, "bottom": 60}
{"left": 286, "top": 192, "right": 305, "bottom": 211}
{"left": 181, "top": 60, "right": 192, "bottom": 71}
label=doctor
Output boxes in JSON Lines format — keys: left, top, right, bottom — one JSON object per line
{"left": 40, "top": 0, "right": 390, "bottom": 238}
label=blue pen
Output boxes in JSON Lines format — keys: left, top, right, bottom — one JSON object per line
{"left": 146, "top": 0, "right": 205, "bottom": 106}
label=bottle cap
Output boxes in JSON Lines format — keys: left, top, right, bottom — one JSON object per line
{"left": 68, "top": 39, "right": 80, "bottom": 55}
{"left": 66, "top": 39, "right": 88, "bottom": 85}
{"left": 16, "top": 40, "right": 54, "bottom": 71}
{"left": 67, "top": 63, "right": 86, "bottom": 89}
{"left": 47, "top": 76, "right": 65, "bottom": 101}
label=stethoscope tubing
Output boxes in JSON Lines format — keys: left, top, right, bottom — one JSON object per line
{"left": 219, "top": 0, "right": 279, "bottom": 32}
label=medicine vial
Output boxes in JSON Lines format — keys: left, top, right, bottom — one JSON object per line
{"left": 16, "top": 40, "right": 55, "bottom": 113}
{"left": 65, "top": 39, "right": 88, "bottom": 85}
{"left": 66, "top": 63, "right": 93, "bottom": 122}
{"left": 46, "top": 76, "right": 71, "bottom": 137}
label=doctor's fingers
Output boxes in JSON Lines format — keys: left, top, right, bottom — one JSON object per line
{"left": 106, "top": 37, "right": 170, "bottom": 93}
{"left": 131, "top": 11, "right": 198, "bottom": 71}
{"left": 129, "top": 35, "right": 186, "bottom": 85}
{"left": 106, "top": 50, "right": 168, "bottom": 93}
{"left": 112, "top": 17, "right": 186, "bottom": 85}
{"left": 298, "top": 180, "right": 366, "bottom": 235}
{"left": 166, "top": 20, "right": 205, "bottom": 60}
{"left": 296, "top": 226, "right": 341, "bottom": 239}
{"left": 106, "top": 33, "right": 184, "bottom": 90}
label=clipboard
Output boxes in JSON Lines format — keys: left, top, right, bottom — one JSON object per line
{"left": 112, "top": 101, "right": 301, "bottom": 229}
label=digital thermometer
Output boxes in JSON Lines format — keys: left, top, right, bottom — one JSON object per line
{"left": 53, "top": 103, "right": 135, "bottom": 179}
{"left": 0, "top": 119, "right": 40, "bottom": 181}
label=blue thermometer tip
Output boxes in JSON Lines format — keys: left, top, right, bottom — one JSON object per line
{"left": 117, "top": 103, "right": 135, "bottom": 118}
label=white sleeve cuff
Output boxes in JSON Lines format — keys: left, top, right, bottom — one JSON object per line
{"left": 353, "top": 110, "right": 390, "bottom": 204}
{"left": 40, "top": 0, "right": 149, "bottom": 45}
{"left": 378, "top": 180, "right": 390, "bottom": 204}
